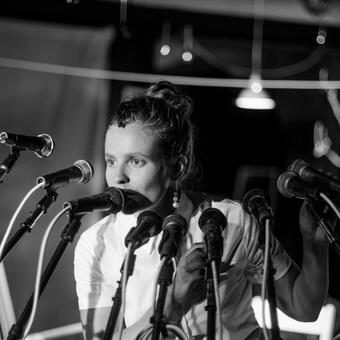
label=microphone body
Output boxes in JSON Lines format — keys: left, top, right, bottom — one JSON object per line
{"left": 277, "top": 171, "right": 320, "bottom": 200}
{"left": 0, "top": 132, "right": 54, "bottom": 158}
{"left": 64, "top": 187, "right": 125, "bottom": 215}
{"left": 158, "top": 214, "right": 187, "bottom": 259}
{"left": 125, "top": 210, "right": 162, "bottom": 248}
{"left": 242, "top": 189, "right": 274, "bottom": 226}
{"left": 198, "top": 208, "right": 226, "bottom": 262}
{"left": 37, "top": 160, "right": 93, "bottom": 189}
{"left": 288, "top": 159, "right": 340, "bottom": 194}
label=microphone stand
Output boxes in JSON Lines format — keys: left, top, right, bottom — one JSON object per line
{"left": 307, "top": 200, "right": 340, "bottom": 257}
{"left": 0, "top": 190, "right": 58, "bottom": 262}
{"left": 0, "top": 147, "right": 21, "bottom": 183}
{"left": 6, "top": 211, "right": 85, "bottom": 340}
{"left": 204, "top": 231, "right": 223, "bottom": 340}
{"left": 205, "top": 261, "right": 217, "bottom": 340}
{"left": 103, "top": 247, "right": 136, "bottom": 340}
{"left": 259, "top": 218, "right": 282, "bottom": 340}
{"left": 150, "top": 259, "right": 174, "bottom": 340}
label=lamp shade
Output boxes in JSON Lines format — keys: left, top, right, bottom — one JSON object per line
{"left": 235, "top": 85, "right": 275, "bottom": 110}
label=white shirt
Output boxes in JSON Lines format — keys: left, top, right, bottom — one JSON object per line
{"left": 74, "top": 192, "right": 292, "bottom": 340}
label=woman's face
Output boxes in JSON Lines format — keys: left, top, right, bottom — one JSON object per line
{"left": 105, "top": 121, "right": 172, "bottom": 206}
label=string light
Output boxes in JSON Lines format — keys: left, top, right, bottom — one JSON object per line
{"left": 160, "top": 22, "right": 171, "bottom": 56}
{"left": 316, "top": 26, "right": 327, "bottom": 45}
{"left": 182, "top": 25, "right": 194, "bottom": 63}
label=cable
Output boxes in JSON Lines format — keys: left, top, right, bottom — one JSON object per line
{"left": 211, "top": 260, "right": 222, "bottom": 340}
{"left": 23, "top": 206, "right": 70, "bottom": 338}
{"left": 0, "top": 182, "right": 44, "bottom": 262}
{"left": 319, "top": 192, "right": 340, "bottom": 220}
{"left": 2, "top": 57, "right": 340, "bottom": 89}
{"left": 151, "top": 257, "right": 166, "bottom": 313}
{"left": 194, "top": 39, "right": 325, "bottom": 79}
{"left": 117, "top": 243, "right": 132, "bottom": 340}
{"left": 260, "top": 219, "right": 271, "bottom": 340}
{"left": 136, "top": 323, "right": 189, "bottom": 340}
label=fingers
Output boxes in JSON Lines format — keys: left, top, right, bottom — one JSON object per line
{"left": 177, "top": 242, "right": 206, "bottom": 278}
{"left": 299, "top": 201, "right": 329, "bottom": 244}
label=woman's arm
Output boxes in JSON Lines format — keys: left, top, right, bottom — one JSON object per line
{"left": 274, "top": 202, "right": 329, "bottom": 321}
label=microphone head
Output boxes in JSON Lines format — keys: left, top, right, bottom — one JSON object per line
{"left": 73, "top": 160, "right": 94, "bottom": 184}
{"left": 287, "top": 159, "right": 309, "bottom": 176}
{"left": 277, "top": 170, "right": 319, "bottom": 200}
{"left": 198, "top": 207, "right": 226, "bottom": 234}
{"left": 124, "top": 210, "right": 162, "bottom": 247}
{"left": 105, "top": 187, "right": 126, "bottom": 213}
{"left": 120, "top": 189, "right": 153, "bottom": 214}
{"left": 242, "top": 189, "right": 273, "bottom": 226}
{"left": 277, "top": 171, "right": 296, "bottom": 198}
{"left": 35, "top": 134, "right": 55, "bottom": 158}
{"left": 242, "top": 189, "right": 271, "bottom": 213}
{"left": 162, "top": 214, "right": 187, "bottom": 233}
{"left": 0, "top": 132, "right": 8, "bottom": 144}
{"left": 36, "top": 159, "right": 94, "bottom": 189}
{"left": 137, "top": 210, "right": 163, "bottom": 238}
{"left": 159, "top": 214, "right": 187, "bottom": 259}
{"left": 63, "top": 187, "right": 125, "bottom": 215}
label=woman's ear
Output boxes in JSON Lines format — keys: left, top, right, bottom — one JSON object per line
{"left": 171, "top": 155, "right": 187, "bottom": 181}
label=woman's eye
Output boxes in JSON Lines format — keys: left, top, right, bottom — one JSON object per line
{"left": 105, "top": 158, "right": 115, "bottom": 167}
{"left": 129, "top": 158, "right": 145, "bottom": 167}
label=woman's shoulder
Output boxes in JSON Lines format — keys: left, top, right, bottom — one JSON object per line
{"left": 186, "top": 190, "right": 242, "bottom": 212}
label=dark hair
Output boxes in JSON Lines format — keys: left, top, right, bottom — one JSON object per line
{"left": 108, "top": 81, "right": 199, "bottom": 189}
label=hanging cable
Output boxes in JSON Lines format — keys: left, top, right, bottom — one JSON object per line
{"left": 319, "top": 192, "right": 340, "bottom": 220}
{"left": 0, "top": 182, "right": 44, "bottom": 261}
{"left": 23, "top": 206, "right": 70, "bottom": 338}
{"left": 1, "top": 56, "right": 340, "bottom": 89}
{"left": 211, "top": 260, "right": 222, "bottom": 340}
{"left": 260, "top": 218, "right": 271, "bottom": 340}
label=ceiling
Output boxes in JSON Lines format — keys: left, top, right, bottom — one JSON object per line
{"left": 0, "top": 0, "right": 339, "bottom": 27}
{"left": 125, "top": 0, "right": 340, "bottom": 27}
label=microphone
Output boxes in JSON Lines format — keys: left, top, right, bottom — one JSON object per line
{"left": 158, "top": 214, "right": 187, "bottom": 259}
{"left": 64, "top": 187, "right": 125, "bottom": 215}
{"left": 277, "top": 171, "right": 320, "bottom": 200}
{"left": 124, "top": 210, "right": 162, "bottom": 249}
{"left": 0, "top": 132, "right": 54, "bottom": 158}
{"left": 37, "top": 160, "right": 94, "bottom": 189}
{"left": 242, "top": 189, "right": 274, "bottom": 226}
{"left": 288, "top": 159, "right": 340, "bottom": 194}
{"left": 198, "top": 208, "right": 226, "bottom": 262}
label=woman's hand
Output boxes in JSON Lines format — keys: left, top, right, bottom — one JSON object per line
{"left": 299, "top": 201, "right": 331, "bottom": 246}
{"left": 164, "top": 242, "right": 207, "bottom": 323}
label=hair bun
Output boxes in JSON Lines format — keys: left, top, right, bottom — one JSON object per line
{"left": 146, "top": 81, "right": 193, "bottom": 118}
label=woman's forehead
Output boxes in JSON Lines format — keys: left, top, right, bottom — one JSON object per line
{"left": 105, "top": 121, "right": 161, "bottom": 157}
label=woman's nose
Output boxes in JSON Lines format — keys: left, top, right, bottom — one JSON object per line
{"left": 113, "top": 165, "right": 130, "bottom": 185}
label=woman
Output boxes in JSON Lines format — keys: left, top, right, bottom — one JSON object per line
{"left": 74, "top": 81, "right": 329, "bottom": 340}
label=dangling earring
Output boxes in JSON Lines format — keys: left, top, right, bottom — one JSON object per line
{"left": 172, "top": 181, "right": 181, "bottom": 209}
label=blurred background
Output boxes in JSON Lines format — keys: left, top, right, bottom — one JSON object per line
{"left": 0, "top": 0, "right": 339, "bottom": 338}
